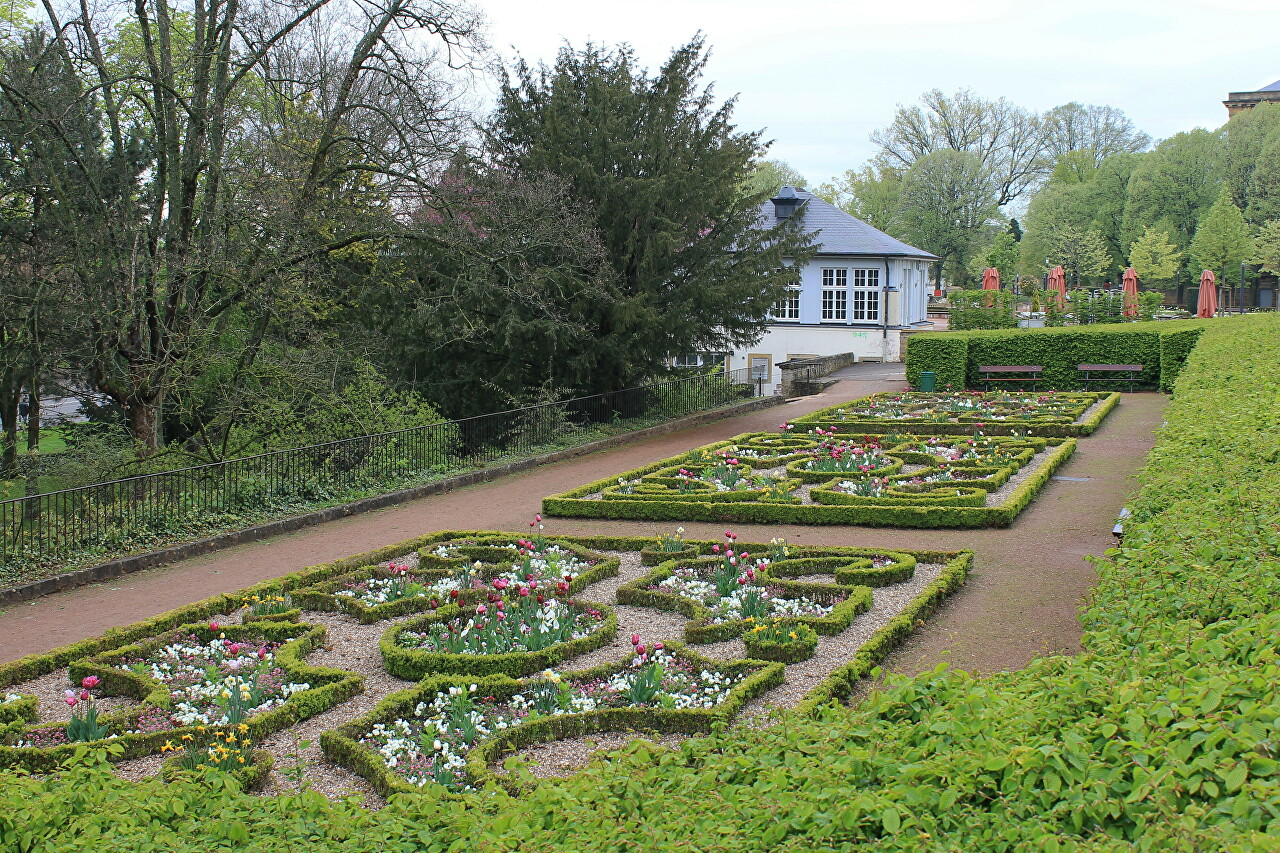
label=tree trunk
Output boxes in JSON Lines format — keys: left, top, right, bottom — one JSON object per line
{"left": 0, "top": 392, "right": 18, "bottom": 480}
{"left": 126, "top": 393, "right": 165, "bottom": 454}
{"left": 25, "top": 381, "right": 40, "bottom": 453}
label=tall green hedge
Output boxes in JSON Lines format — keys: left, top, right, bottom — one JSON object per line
{"left": 905, "top": 319, "right": 1208, "bottom": 391}
{"left": 7, "top": 316, "right": 1280, "bottom": 851}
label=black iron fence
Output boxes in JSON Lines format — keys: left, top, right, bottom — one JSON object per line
{"left": 1, "top": 369, "right": 759, "bottom": 573}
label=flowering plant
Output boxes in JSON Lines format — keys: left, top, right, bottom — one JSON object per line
{"left": 656, "top": 527, "right": 686, "bottom": 553}
{"left": 65, "top": 675, "right": 110, "bottom": 742}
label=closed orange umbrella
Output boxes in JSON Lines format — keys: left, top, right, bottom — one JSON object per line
{"left": 981, "top": 267, "right": 1000, "bottom": 291}
{"left": 1196, "top": 270, "right": 1218, "bottom": 318}
{"left": 1122, "top": 267, "right": 1140, "bottom": 319}
{"left": 1048, "top": 265, "right": 1067, "bottom": 310}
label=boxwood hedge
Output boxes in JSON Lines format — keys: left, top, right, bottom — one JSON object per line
{"left": 905, "top": 319, "right": 1207, "bottom": 391}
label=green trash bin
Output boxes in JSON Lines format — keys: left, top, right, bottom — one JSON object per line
{"left": 918, "top": 370, "right": 936, "bottom": 392}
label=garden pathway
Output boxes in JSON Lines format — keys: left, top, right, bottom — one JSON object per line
{"left": 0, "top": 369, "right": 1167, "bottom": 685}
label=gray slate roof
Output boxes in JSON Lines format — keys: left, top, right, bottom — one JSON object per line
{"left": 1261, "top": 79, "right": 1280, "bottom": 92}
{"left": 762, "top": 188, "right": 938, "bottom": 260}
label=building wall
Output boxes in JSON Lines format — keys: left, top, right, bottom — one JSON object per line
{"left": 725, "top": 254, "right": 929, "bottom": 391}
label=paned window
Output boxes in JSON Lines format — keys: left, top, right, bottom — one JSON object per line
{"left": 850, "top": 268, "right": 881, "bottom": 321}
{"left": 821, "top": 268, "right": 847, "bottom": 321}
{"left": 772, "top": 287, "right": 801, "bottom": 321}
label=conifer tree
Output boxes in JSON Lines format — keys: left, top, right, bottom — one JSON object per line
{"left": 1128, "top": 226, "right": 1184, "bottom": 290}
{"left": 489, "top": 38, "right": 816, "bottom": 392}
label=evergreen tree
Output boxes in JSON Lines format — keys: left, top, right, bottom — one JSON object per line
{"left": 1007, "top": 218, "right": 1022, "bottom": 241}
{"left": 489, "top": 38, "right": 815, "bottom": 392}
{"left": 1190, "top": 187, "right": 1252, "bottom": 283}
{"left": 1250, "top": 219, "right": 1280, "bottom": 277}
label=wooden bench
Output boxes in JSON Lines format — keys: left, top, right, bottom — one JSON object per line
{"left": 1077, "top": 364, "right": 1143, "bottom": 392}
{"left": 977, "top": 365, "right": 1043, "bottom": 391}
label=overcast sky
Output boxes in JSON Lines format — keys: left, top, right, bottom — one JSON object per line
{"left": 471, "top": 0, "right": 1280, "bottom": 187}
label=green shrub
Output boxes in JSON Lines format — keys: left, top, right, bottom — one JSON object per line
{"left": 905, "top": 319, "right": 1207, "bottom": 391}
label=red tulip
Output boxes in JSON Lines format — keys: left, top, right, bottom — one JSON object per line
{"left": 631, "top": 634, "right": 640, "bottom": 646}
{"left": 79, "top": 689, "right": 90, "bottom": 701}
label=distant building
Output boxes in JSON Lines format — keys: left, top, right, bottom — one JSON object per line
{"left": 1224, "top": 79, "right": 1280, "bottom": 116}
{"left": 724, "top": 187, "right": 937, "bottom": 390}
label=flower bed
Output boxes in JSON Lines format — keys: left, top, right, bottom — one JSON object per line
{"left": 0, "top": 529, "right": 972, "bottom": 794}
{"left": 294, "top": 535, "right": 619, "bottom": 623}
{"left": 0, "top": 619, "right": 362, "bottom": 773}
{"left": 544, "top": 429, "right": 1077, "bottom": 528}
{"left": 321, "top": 642, "right": 783, "bottom": 796}
{"left": 616, "top": 534, "right": 873, "bottom": 643}
{"left": 790, "top": 391, "right": 1118, "bottom": 437}
{"left": 380, "top": 592, "right": 617, "bottom": 680}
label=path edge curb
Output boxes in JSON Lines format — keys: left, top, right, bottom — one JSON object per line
{"left": 1, "top": 395, "right": 784, "bottom": 606}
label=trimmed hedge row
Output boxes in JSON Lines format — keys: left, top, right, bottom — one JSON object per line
{"left": 545, "top": 440, "right": 1078, "bottom": 528}
{"left": 379, "top": 600, "right": 618, "bottom": 680}
{"left": 904, "top": 319, "right": 1206, "bottom": 391}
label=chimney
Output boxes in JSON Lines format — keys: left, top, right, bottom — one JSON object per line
{"left": 772, "top": 186, "right": 800, "bottom": 219}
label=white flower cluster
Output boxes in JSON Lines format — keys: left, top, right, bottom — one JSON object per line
{"left": 500, "top": 544, "right": 590, "bottom": 582}
{"left": 2, "top": 693, "right": 23, "bottom": 704}
{"left": 655, "top": 573, "right": 832, "bottom": 624}
{"left": 364, "top": 718, "right": 471, "bottom": 789}
{"left": 124, "top": 638, "right": 310, "bottom": 727}
{"left": 335, "top": 575, "right": 462, "bottom": 606}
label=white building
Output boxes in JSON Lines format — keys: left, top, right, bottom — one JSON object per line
{"left": 725, "top": 187, "right": 937, "bottom": 389}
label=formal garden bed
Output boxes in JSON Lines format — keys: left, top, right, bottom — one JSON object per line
{"left": 789, "top": 390, "right": 1118, "bottom": 437}
{"left": 543, "top": 427, "right": 1078, "bottom": 528}
{"left": 0, "top": 529, "right": 969, "bottom": 802}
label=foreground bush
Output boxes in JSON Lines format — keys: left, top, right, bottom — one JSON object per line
{"left": 4, "top": 316, "right": 1280, "bottom": 851}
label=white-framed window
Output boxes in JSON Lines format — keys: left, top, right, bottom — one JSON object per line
{"left": 772, "top": 286, "right": 801, "bottom": 321}
{"left": 672, "top": 354, "right": 702, "bottom": 368}
{"left": 821, "top": 268, "right": 847, "bottom": 321}
{"left": 850, "top": 268, "right": 881, "bottom": 322}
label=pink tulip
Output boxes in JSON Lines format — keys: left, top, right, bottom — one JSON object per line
{"left": 65, "top": 695, "right": 77, "bottom": 708}
{"left": 476, "top": 604, "right": 487, "bottom": 615}
{"left": 209, "top": 621, "right": 220, "bottom": 631}
{"left": 258, "top": 648, "right": 268, "bottom": 660}
{"left": 653, "top": 642, "right": 664, "bottom": 651}
{"left": 79, "top": 689, "right": 90, "bottom": 701}
{"left": 228, "top": 643, "right": 241, "bottom": 656}
{"left": 712, "top": 545, "right": 721, "bottom": 553}
{"left": 635, "top": 644, "right": 646, "bottom": 656}
{"left": 81, "top": 675, "right": 100, "bottom": 689}
{"left": 496, "top": 611, "right": 506, "bottom": 621}
{"left": 494, "top": 578, "right": 509, "bottom": 590}
{"left": 535, "top": 514, "right": 542, "bottom": 523}
{"left": 631, "top": 634, "right": 640, "bottom": 646}
{"left": 518, "top": 587, "right": 530, "bottom": 597}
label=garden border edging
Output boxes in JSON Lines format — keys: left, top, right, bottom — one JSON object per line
{"left": 0, "top": 396, "right": 783, "bottom": 606}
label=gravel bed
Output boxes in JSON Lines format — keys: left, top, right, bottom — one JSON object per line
{"left": 496, "top": 731, "right": 689, "bottom": 780}
{"left": 734, "top": 562, "right": 945, "bottom": 719}
{"left": 10, "top": 667, "right": 143, "bottom": 724}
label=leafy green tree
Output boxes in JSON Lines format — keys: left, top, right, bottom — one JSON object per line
{"left": 746, "top": 159, "right": 807, "bottom": 196}
{"left": 1122, "top": 129, "right": 1223, "bottom": 251}
{"left": 1250, "top": 219, "right": 1280, "bottom": 276}
{"left": 894, "top": 149, "right": 999, "bottom": 288}
{"left": 811, "top": 164, "right": 902, "bottom": 232}
{"left": 6, "top": 0, "right": 483, "bottom": 453}
{"left": 1047, "top": 224, "right": 1111, "bottom": 287}
{"left": 1128, "top": 226, "right": 1185, "bottom": 290}
{"left": 871, "top": 87, "right": 1045, "bottom": 206}
{"left": 1042, "top": 102, "right": 1150, "bottom": 169}
{"left": 489, "top": 38, "right": 815, "bottom": 393}
{"left": 966, "top": 231, "right": 1019, "bottom": 287}
{"left": 1221, "top": 101, "right": 1280, "bottom": 222}
{"left": 1018, "top": 181, "right": 1095, "bottom": 277}
{"left": 1190, "top": 187, "right": 1252, "bottom": 283}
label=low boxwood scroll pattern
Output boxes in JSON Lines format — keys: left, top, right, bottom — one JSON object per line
{"left": 544, "top": 433, "right": 1077, "bottom": 529}
{"left": 790, "top": 390, "right": 1118, "bottom": 437}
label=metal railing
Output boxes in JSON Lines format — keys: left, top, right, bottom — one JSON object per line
{"left": 1, "top": 368, "right": 759, "bottom": 572}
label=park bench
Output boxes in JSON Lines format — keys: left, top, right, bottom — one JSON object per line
{"left": 1077, "top": 364, "right": 1144, "bottom": 392}
{"left": 977, "top": 365, "right": 1043, "bottom": 391}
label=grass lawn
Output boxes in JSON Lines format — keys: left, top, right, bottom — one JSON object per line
{"left": 16, "top": 427, "right": 67, "bottom": 455}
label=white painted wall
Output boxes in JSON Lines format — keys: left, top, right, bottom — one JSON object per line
{"left": 725, "top": 255, "right": 929, "bottom": 392}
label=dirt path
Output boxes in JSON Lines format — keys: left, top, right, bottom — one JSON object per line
{"left": 0, "top": 377, "right": 1166, "bottom": 681}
